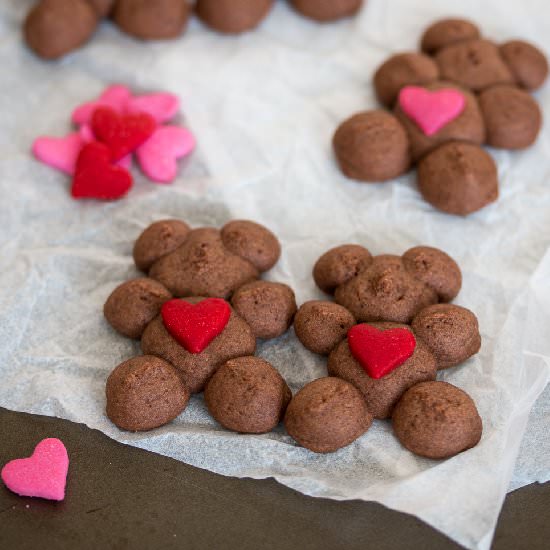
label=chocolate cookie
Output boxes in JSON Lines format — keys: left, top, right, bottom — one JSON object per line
{"left": 220, "top": 220, "right": 281, "bottom": 273}
{"left": 374, "top": 53, "right": 439, "bottom": 107}
{"left": 411, "top": 304, "right": 481, "bottom": 369}
{"left": 313, "top": 244, "right": 373, "bottom": 294}
{"left": 392, "top": 381, "right": 482, "bottom": 459}
{"left": 141, "top": 298, "right": 256, "bottom": 393}
{"left": 402, "top": 246, "right": 461, "bottom": 303}
{"left": 87, "top": 0, "right": 115, "bottom": 17}
{"left": 113, "top": 0, "right": 190, "bottom": 40}
{"left": 148, "top": 228, "right": 260, "bottom": 299}
{"left": 205, "top": 356, "right": 291, "bottom": 433}
{"left": 24, "top": 0, "right": 98, "bottom": 60}
{"left": 104, "top": 278, "right": 172, "bottom": 339}
{"left": 500, "top": 40, "right": 549, "bottom": 91}
{"left": 133, "top": 219, "right": 191, "bottom": 272}
{"left": 328, "top": 323, "right": 437, "bottom": 418}
{"left": 106, "top": 355, "right": 190, "bottom": 431}
{"left": 196, "top": 0, "right": 274, "bottom": 34}
{"left": 231, "top": 281, "right": 296, "bottom": 339}
{"left": 420, "top": 18, "right": 481, "bottom": 55}
{"left": 284, "top": 377, "right": 373, "bottom": 453}
{"left": 294, "top": 301, "right": 356, "bottom": 355}
{"left": 435, "top": 39, "right": 514, "bottom": 92}
{"left": 479, "top": 85, "right": 542, "bottom": 150}
{"left": 394, "top": 81, "right": 486, "bottom": 161}
{"left": 417, "top": 141, "right": 499, "bottom": 216}
{"left": 334, "top": 255, "right": 438, "bottom": 324}
{"left": 289, "top": 0, "right": 363, "bottom": 22}
{"left": 333, "top": 111, "right": 411, "bottom": 182}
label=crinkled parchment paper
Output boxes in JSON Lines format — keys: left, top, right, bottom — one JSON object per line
{"left": 0, "top": 1, "right": 549, "bottom": 548}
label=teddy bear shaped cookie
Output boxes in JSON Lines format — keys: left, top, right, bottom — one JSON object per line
{"left": 104, "top": 218, "right": 296, "bottom": 432}
{"left": 24, "top": 0, "right": 365, "bottom": 60}
{"left": 334, "top": 18, "right": 548, "bottom": 215}
{"left": 289, "top": 243, "right": 483, "bottom": 458}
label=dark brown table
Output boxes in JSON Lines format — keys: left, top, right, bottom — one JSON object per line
{"left": 0, "top": 407, "right": 548, "bottom": 550}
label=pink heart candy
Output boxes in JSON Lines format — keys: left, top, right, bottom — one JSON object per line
{"left": 137, "top": 125, "right": 195, "bottom": 183}
{"left": 72, "top": 85, "right": 131, "bottom": 126}
{"left": 398, "top": 86, "right": 466, "bottom": 136}
{"left": 1, "top": 438, "right": 69, "bottom": 501}
{"left": 127, "top": 93, "right": 180, "bottom": 124}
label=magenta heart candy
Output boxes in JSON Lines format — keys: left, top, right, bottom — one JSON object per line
{"left": 1, "top": 438, "right": 69, "bottom": 501}
{"left": 398, "top": 86, "right": 466, "bottom": 136}
{"left": 136, "top": 125, "right": 195, "bottom": 183}
{"left": 127, "top": 93, "right": 180, "bottom": 123}
{"left": 72, "top": 85, "right": 131, "bottom": 126}
{"left": 32, "top": 133, "right": 85, "bottom": 175}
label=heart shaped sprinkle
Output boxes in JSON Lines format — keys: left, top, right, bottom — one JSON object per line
{"left": 348, "top": 324, "right": 416, "bottom": 379}
{"left": 72, "top": 84, "right": 131, "bottom": 126}
{"left": 91, "top": 107, "right": 156, "bottom": 161}
{"left": 32, "top": 133, "right": 86, "bottom": 175}
{"left": 161, "top": 298, "right": 231, "bottom": 354}
{"left": 398, "top": 86, "right": 466, "bottom": 136}
{"left": 1, "top": 438, "right": 69, "bottom": 501}
{"left": 127, "top": 93, "right": 180, "bottom": 124}
{"left": 71, "top": 142, "right": 133, "bottom": 200}
{"left": 136, "top": 126, "right": 196, "bottom": 183}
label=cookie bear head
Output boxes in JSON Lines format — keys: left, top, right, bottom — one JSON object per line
{"left": 334, "top": 17, "right": 548, "bottom": 216}
{"left": 294, "top": 244, "right": 481, "bottom": 420}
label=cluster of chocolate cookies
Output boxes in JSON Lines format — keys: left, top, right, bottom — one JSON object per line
{"left": 334, "top": 18, "right": 548, "bottom": 215}
{"left": 104, "top": 222, "right": 482, "bottom": 460}
{"left": 24, "top": 0, "right": 364, "bottom": 60}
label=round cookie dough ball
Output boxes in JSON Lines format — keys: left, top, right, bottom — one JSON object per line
{"left": 106, "top": 355, "right": 190, "bottom": 431}
{"left": 133, "top": 219, "right": 191, "bottom": 272}
{"left": 328, "top": 323, "right": 437, "bottom": 418}
{"left": 313, "top": 244, "right": 373, "bottom": 294}
{"left": 500, "top": 40, "right": 549, "bottom": 91}
{"left": 294, "top": 301, "right": 356, "bottom": 355}
{"left": 374, "top": 53, "right": 439, "bottom": 107}
{"left": 205, "top": 356, "right": 291, "bottom": 433}
{"left": 87, "top": 0, "right": 115, "bottom": 17}
{"left": 420, "top": 18, "right": 481, "bottom": 55}
{"left": 479, "top": 85, "right": 542, "bottom": 150}
{"left": 411, "top": 304, "right": 481, "bottom": 369}
{"left": 113, "top": 0, "right": 190, "bottom": 40}
{"left": 149, "top": 228, "right": 259, "bottom": 299}
{"left": 392, "top": 381, "right": 482, "bottom": 459}
{"left": 231, "top": 281, "right": 296, "bottom": 339}
{"left": 435, "top": 39, "right": 514, "bottom": 92}
{"left": 334, "top": 255, "right": 438, "bottom": 324}
{"left": 417, "top": 141, "right": 499, "bottom": 216}
{"left": 394, "top": 81, "right": 486, "bottom": 162}
{"left": 141, "top": 297, "right": 256, "bottom": 393}
{"left": 333, "top": 111, "right": 411, "bottom": 182}
{"left": 289, "top": 0, "right": 363, "bottom": 22}
{"left": 24, "top": 0, "right": 98, "bottom": 60}
{"left": 221, "top": 220, "right": 281, "bottom": 273}
{"left": 284, "top": 377, "right": 373, "bottom": 453}
{"left": 402, "top": 246, "right": 462, "bottom": 303}
{"left": 196, "top": 0, "right": 273, "bottom": 34}
{"left": 104, "top": 278, "right": 172, "bottom": 339}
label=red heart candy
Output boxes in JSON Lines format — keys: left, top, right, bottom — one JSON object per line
{"left": 161, "top": 298, "right": 231, "bottom": 354}
{"left": 1, "top": 438, "right": 69, "bottom": 501}
{"left": 348, "top": 324, "right": 416, "bottom": 379}
{"left": 91, "top": 106, "right": 156, "bottom": 161}
{"left": 71, "top": 142, "right": 133, "bottom": 200}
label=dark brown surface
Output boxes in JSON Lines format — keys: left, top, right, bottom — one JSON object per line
{"left": 0, "top": 407, "right": 548, "bottom": 550}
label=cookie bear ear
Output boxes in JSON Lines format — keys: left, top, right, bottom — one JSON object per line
{"left": 420, "top": 18, "right": 481, "bottom": 55}
{"left": 500, "top": 40, "right": 549, "bottom": 91}
{"left": 133, "top": 219, "right": 191, "bottom": 272}
{"left": 231, "top": 281, "right": 296, "bottom": 340}
{"left": 313, "top": 244, "right": 372, "bottom": 294}
{"left": 411, "top": 303, "right": 481, "bottom": 369}
{"left": 402, "top": 246, "right": 462, "bottom": 303}
{"left": 104, "top": 278, "right": 172, "bottom": 339}
{"left": 294, "top": 301, "right": 356, "bottom": 355}
{"left": 220, "top": 220, "right": 281, "bottom": 272}
{"left": 374, "top": 53, "right": 439, "bottom": 107}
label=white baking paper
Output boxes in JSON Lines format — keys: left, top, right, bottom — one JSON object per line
{"left": 1, "top": 1, "right": 549, "bottom": 549}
